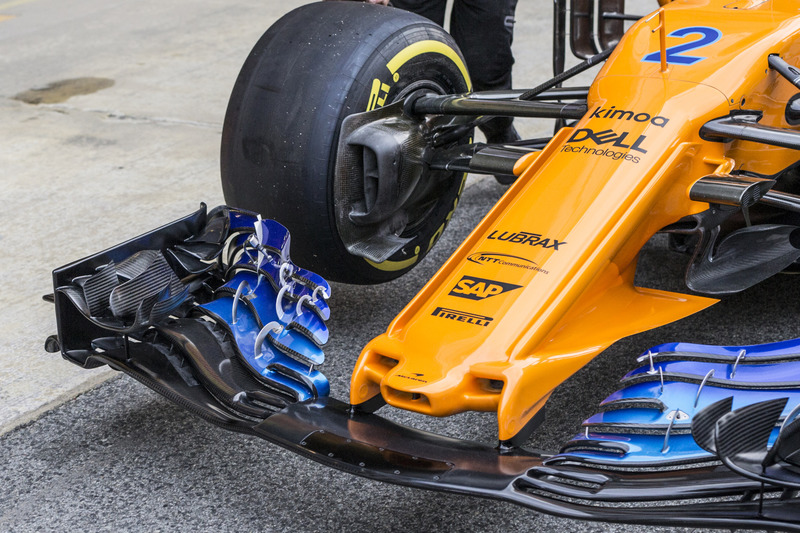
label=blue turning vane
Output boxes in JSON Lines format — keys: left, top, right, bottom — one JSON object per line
{"left": 549, "top": 339, "right": 800, "bottom": 466}
{"left": 197, "top": 214, "right": 331, "bottom": 401}
{"left": 52, "top": 204, "right": 332, "bottom": 410}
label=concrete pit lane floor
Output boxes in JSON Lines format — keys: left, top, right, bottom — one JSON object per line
{"left": 0, "top": 0, "right": 779, "bottom": 531}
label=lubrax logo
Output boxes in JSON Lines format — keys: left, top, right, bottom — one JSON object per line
{"left": 431, "top": 307, "right": 493, "bottom": 327}
{"left": 561, "top": 127, "right": 648, "bottom": 164}
{"left": 467, "top": 252, "right": 550, "bottom": 274}
{"left": 449, "top": 275, "right": 522, "bottom": 301}
{"left": 589, "top": 106, "right": 669, "bottom": 128}
{"left": 486, "top": 231, "right": 565, "bottom": 250}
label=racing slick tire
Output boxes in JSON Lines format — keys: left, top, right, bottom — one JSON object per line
{"left": 220, "top": 2, "right": 471, "bottom": 284}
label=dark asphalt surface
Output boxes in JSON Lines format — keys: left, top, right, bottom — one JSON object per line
{"left": 2, "top": 176, "right": 791, "bottom": 532}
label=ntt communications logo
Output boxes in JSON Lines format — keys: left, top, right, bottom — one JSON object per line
{"left": 467, "top": 252, "right": 550, "bottom": 274}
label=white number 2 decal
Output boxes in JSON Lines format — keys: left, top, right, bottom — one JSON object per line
{"left": 642, "top": 26, "right": 722, "bottom": 66}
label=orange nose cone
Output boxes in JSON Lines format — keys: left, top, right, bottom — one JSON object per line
{"left": 351, "top": 336, "right": 505, "bottom": 417}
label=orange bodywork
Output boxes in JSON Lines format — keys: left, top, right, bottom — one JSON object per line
{"left": 351, "top": 0, "right": 800, "bottom": 441}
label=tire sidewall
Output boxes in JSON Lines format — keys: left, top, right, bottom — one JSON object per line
{"left": 221, "top": 3, "right": 470, "bottom": 283}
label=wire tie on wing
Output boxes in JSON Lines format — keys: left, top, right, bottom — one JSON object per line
{"left": 694, "top": 369, "right": 715, "bottom": 408}
{"left": 646, "top": 350, "right": 656, "bottom": 374}
{"left": 659, "top": 367, "right": 664, "bottom": 395}
{"left": 275, "top": 285, "right": 290, "bottom": 322}
{"left": 662, "top": 411, "right": 678, "bottom": 453}
{"left": 254, "top": 321, "right": 283, "bottom": 360}
{"left": 295, "top": 294, "right": 312, "bottom": 316}
{"left": 254, "top": 215, "right": 267, "bottom": 268}
{"left": 231, "top": 280, "right": 250, "bottom": 324}
{"left": 731, "top": 349, "right": 746, "bottom": 379}
{"left": 242, "top": 237, "right": 257, "bottom": 264}
{"left": 584, "top": 426, "right": 589, "bottom": 438}
{"left": 311, "top": 285, "right": 330, "bottom": 303}
{"left": 255, "top": 273, "right": 264, "bottom": 293}
{"left": 279, "top": 262, "right": 293, "bottom": 287}
{"left": 242, "top": 237, "right": 267, "bottom": 294}
{"left": 245, "top": 234, "right": 258, "bottom": 255}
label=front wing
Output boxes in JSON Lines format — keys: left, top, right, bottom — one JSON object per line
{"left": 48, "top": 206, "right": 800, "bottom": 532}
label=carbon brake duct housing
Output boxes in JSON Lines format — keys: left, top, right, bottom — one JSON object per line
{"left": 334, "top": 101, "right": 423, "bottom": 263}
{"left": 676, "top": 174, "right": 800, "bottom": 294}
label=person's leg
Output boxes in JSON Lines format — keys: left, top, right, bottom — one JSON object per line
{"left": 450, "top": 0, "right": 517, "bottom": 92}
{"left": 389, "top": 0, "right": 447, "bottom": 25}
{"left": 450, "top": 0, "right": 519, "bottom": 146}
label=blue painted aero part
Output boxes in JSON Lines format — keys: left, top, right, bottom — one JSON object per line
{"left": 217, "top": 270, "right": 329, "bottom": 346}
{"left": 200, "top": 292, "right": 329, "bottom": 402}
{"left": 196, "top": 209, "right": 332, "bottom": 401}
{"left": 549, "top": 339, "right": 800, "bottom": 466}
{"left": 227, "top": 211, "right": 333, "bottom": 311}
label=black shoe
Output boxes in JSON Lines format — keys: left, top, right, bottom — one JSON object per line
{"left": 483, "top": 124, "right": 521, "bottom": 185}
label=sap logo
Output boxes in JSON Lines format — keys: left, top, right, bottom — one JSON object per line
{"left": 431, "top": 307, "right": 493, "bottom": 327}
{"left": 566, "top": 128, "right": 648, "bottom": 154}
{"left": 449, "top": 275, "right": 522, "bottom": 301}
{"left": 589, "top": 106, "right": 669, "bottom": 128}
{"left": 486, "top": 231, "right": 566, "bottom": 250}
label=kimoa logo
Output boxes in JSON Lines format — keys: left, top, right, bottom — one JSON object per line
{"left": 431, "top": 307, "right": 493, "bottom": 327}
{"left": 589, "top": 106, "right": 669, "bottom": 128}
{"left": 486, "top": 231, "right": 566, "bottom": 250}
{"left": 449, "top": 275, "right": 522, "bottom": 301}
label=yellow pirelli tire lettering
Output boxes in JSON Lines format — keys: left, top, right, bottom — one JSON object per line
{"left": 365, "top": 40, "right": 472, "bottom": 114}
{"left": 366, "top": 79, "right": 390, "bottom": 112}
{"left": 386, "top": 40, "right": 472, "bottom": 91}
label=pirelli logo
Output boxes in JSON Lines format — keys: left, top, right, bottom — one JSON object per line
{"left": 431, "top": 307, "right": 493, "bottom": 327}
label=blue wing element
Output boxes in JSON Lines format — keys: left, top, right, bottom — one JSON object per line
{"left": 549, "top": 339, "right": 800, "bottom": 466}
{"left": 195, "top": 209, "right": 332, "bottom": 401}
